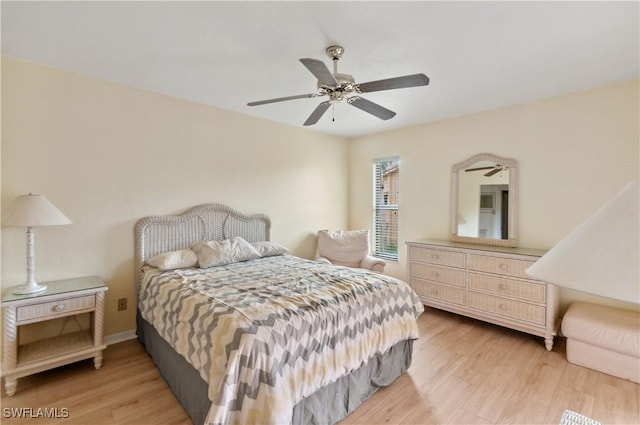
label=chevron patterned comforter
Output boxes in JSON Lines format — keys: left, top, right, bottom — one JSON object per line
{"left": 138, "top": 255, "right": 424, "bottom": 425}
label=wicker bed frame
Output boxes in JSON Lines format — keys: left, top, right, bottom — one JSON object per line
{"left": 135, "top": 203, "right": 271, "bottom": 296}
{"left": 134, "top": 203, "right": 413, "bottom": 425}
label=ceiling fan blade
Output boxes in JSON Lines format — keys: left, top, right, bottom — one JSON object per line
{"left": 247, "top": 93, "right": 317, "bottom": 106}
{"left": 349, "top": 97, "right": 396, "bottom": 121}
{"left": 465, "top": 166, "right": 497, "bottom": 172}
{"left": 357, "top": 73, "right": 430, "bottom": 93}
{"left": 300, "top": 58, "right": 338, "bottom": 87}
{"left": 485, "top": 168, "right": 502, "bottom": 177}
{"left": 303, "top": 101, "right": 331, "bottom": 126}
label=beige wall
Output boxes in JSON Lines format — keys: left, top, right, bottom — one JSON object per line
{"left": 3, "top": 56, "right": 638, "bottom": 341}
{"left": 348, "top": 79, "right": 639, "bottom": 311}
{"left": 1, "top": 57, "right": 349, "bottom": 337}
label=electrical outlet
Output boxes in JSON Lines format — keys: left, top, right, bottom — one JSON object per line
{"left": 117, "top": 298, "right": 127, "bottom": 311}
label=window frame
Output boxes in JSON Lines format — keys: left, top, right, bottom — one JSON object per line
{"left": 372, "top": 157, "right": 400, "bottom": 261}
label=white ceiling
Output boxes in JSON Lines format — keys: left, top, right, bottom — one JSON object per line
{"left": 2, "top": 1, "right": 639, "bottom": 138}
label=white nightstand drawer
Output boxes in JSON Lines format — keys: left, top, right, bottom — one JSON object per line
{"left": 16, "top": 295, "right": 95, "bottom": 322}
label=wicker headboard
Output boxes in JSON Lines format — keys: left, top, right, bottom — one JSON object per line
{"left": 134, "top": 203, "right": 271, "bottom": 291}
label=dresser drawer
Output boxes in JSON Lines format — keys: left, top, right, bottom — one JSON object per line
{"left": 468, "top": 292, "right": 545, "bottom": 326}
{"left": 16, "top": 295, "right": 96, "bottom": 323}
{"left": 468, "top": 254, "right": 535, "bottom": 279}
{"left": 409, "top": 246, "right": 466, "bottom": 268}
{"left": 410, "top": 263, "right": 466, "bottom": 287}
{"left": 469, "top": 273, "right": 545, "bottom": 303}
{"left": 411, "top": 279, "right": 466, "bottom": 306}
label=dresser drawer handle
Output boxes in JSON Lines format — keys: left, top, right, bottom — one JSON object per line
{"left": 431, "top": 271, "right": 439, "bottom": 278}
{"left": 498, "top": 283, "right": 507, "bottom": 290}
{"left": 52, "top": 304, "right": 65, "bottom": 313}
{"left": 499, "top": 263, "right": 508, "bottom": 271}
{"left": 498, "top": 303, "right": 506, "bottom": 310}
{"left": 429, "top": 253, "right": 439, "bottom": 261}
{"left": 431, "top": 289, "right": 439, "bottom": 296}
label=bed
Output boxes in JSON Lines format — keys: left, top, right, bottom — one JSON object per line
{"left": 134, "top": 203, "right": 424, "bottom": 425}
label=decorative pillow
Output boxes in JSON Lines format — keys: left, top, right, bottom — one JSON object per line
{"left": 192, "top": 236, "right": 262, "bottom": 268}
{"left": 317, "top": 229, "right": 370, "bottom": 266}
{"left": 146, "top": 249, "right": 198, "bottom": 270}
{"left": 251, "top": 241, "right": 289, "bottom": 257}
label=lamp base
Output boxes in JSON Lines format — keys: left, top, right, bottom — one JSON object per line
{"left": 13, "top": 283, "right": 48, "bottom": 295}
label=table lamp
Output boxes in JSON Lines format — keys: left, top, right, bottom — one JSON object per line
{"left": 526, "top": 180, "right": 639, "bottom": 304}
{"left": 2, "top": 193, "right": 72, "bottom": 294}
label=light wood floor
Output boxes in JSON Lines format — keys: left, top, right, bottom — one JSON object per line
{"left": 2, "top": 308, "right": 638, "bottom": 425}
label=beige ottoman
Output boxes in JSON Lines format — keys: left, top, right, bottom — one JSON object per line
{"left": 561, "top": 302, "right": 639, "bottom": 383}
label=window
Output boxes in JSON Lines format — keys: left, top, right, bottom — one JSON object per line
{"left": 373, "top": 157, "right": 399, "bottom": 261}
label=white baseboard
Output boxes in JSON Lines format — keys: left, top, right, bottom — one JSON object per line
{"left": 105, "top": 329, "right": 137, "bottom": 346}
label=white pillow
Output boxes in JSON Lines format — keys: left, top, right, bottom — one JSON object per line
{"left": 251, "top": 241, "right": 289, "bottom": 257}
{"left": 147, "top": 249, "right": 198, "bottom": 270}
{"left": 317, "top": 229, "right": 370, "bottom": 264}
{"left": 192, "top": 236, "right": 262, "bottom": 268}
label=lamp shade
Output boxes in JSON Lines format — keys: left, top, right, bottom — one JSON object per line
{"left": 526, "top": 181, "right": 639, "bottom": 304}
{"left": 2, "top": 194, "right": 71, "bottom": 227}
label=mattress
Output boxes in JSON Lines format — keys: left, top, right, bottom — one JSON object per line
{"left": 138, "top": 254, "right": 424, "bottom": 424}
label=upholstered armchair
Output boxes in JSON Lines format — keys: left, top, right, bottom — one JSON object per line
{"left": 315, "top": 229, "right": 386, "bottom": 273}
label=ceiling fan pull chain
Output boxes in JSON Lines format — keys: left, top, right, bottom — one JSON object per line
{"left": 332, "top": 104, "right": 335, "bottom": 122}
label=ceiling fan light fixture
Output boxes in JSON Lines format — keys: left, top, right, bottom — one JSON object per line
{"left": 329, "top": 92, "right": 344, "bottom": 103}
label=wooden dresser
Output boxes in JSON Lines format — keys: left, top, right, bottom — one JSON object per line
{"left": 406, "top": 239, "right": 559, "bottom": 350}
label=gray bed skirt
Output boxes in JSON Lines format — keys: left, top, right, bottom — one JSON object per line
{"left": 138, "top": 312, "right": 413, "bottom": 425}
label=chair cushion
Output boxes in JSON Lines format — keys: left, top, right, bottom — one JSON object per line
{"left": 562, "top": 302, "right": 640, "bottom": 358}
{"left": 317, "top": 230, "right": 370, "bottom": 266}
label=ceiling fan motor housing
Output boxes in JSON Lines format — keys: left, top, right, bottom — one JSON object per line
{"left": 317, "top": 72, "right": 355, "bottom": 94}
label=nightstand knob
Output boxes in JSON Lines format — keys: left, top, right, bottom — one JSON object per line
{"left": 52, "top": 304, "right": 65, "bottom": 312}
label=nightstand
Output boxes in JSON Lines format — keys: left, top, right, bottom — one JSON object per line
{"left": 1, "top": 276, "right": 108, "bottom": 396}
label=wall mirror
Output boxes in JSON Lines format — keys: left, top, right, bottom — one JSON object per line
{"left": 451, "top": 153, "right": 518, "bottom": 247}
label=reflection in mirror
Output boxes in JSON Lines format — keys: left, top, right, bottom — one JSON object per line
{"left": 457, "top": 161, "right": 509, "bottom": 238}
{"left": 451, "top": 154, "right": 518, "bottom": 247}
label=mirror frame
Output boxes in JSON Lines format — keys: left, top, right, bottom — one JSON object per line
{"left": 451, "top": 153, "right": 518, "bottom": 247}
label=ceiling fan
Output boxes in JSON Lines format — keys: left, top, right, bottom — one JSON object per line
{"left": 465, "top": 165, "right": 509, "bottom": 177}
{"left": 247, "top": 45, "right": 430, "bottom": 126}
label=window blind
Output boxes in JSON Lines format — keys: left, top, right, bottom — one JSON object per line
{"left": 373, "top": 157, "right": 399, "bottom": 261}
